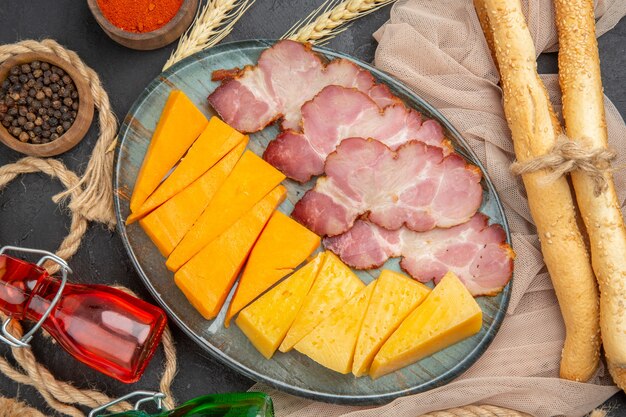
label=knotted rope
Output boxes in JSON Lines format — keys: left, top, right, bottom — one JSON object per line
{"left": 0, "top": 40, "right": 177, "bottom": 416}
{"left": 510, "top": 134, "right": 616, "bottom": 197}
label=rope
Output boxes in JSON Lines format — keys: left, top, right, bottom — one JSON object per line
{"left": 510, "top": 134, "right": 616, "bottom": 197}
{"left": 0, "top": 40, "right": 176, "bottom": 416}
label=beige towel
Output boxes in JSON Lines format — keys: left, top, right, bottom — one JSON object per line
{"left": 251, "top": 1, "right": 626, "bottom": 416}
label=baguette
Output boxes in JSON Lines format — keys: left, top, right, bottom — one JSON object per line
{"left": 554, "top": 0, "right": 626, "bottom": 378}
{"left": 475, "top": 0, "right": 601, "bottom": 381}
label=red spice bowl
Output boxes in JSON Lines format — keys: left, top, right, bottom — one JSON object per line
{"left": 87, "top": 0, "right": 199, "bottom": 51}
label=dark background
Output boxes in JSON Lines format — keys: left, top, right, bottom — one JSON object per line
{"left": 0, "top": 1, "right": 624, "bottom": 416}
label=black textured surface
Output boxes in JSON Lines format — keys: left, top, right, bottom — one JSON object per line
{"left": 0, "top": 1, "right": 624, "bottom": 416}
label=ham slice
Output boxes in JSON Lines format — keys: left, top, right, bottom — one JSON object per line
{"left": 263, "top": 85, "right": 450, "bottom": 182}
{"left": 292, "top": 138, "right": 483, "bottom": 236}
{"left": 208, "top": 40, "right": 392, "bottom": 133}
{"left": 323, "top": 214, "right": 514, "bottom": 296}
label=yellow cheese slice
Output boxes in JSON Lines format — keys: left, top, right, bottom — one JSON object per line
{"left": 370, "top": 271, "right": 483, "bottom": 379}
{"left": 167, "top": 151, "right": 286, "bottom": 271}
{"left": 174, "top": 186, "right": 286, "bottom": 320}
{"left": 225, "top": 211, "right": 320, "bottom": 327}
{"left": 295, "top": 280, "right": 376, "bottom": 374}
{"left": 139, "top": 140, "right": 248, "bottom": 257}
{"left": 236, "top": 253, "right": 326, "bottom": 359}
{"left": 128, "top": 117, "right": 246, "bottom": 223}
{"left": 279, "top": 251, "right": 365, "bottom": 352}
{"left": 130, "top": 90, "right": 208, "bottom": 214}
{"left": 352, "top": 270, "right": 431, "bottom": 376}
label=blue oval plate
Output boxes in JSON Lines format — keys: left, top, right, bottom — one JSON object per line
{"left": 114, "top": 40, "right": 512, "bottom": 405}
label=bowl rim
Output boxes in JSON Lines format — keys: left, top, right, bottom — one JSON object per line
{"left": 86, "top": 0, "right": 196, "bottom": 40}
{"left": 0, "top": 51, "right": 94, "bottom": 157}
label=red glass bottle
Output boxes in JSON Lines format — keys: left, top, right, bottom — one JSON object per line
{"left": 0, "top": 254, "right": 167, "bottom": 383}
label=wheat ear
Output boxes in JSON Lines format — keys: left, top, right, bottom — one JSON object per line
{"left": 283, "top": 0, "right": 396, "bottom": 44}
{"left": 164, "top": 0, "right": 255, "bottom": 70}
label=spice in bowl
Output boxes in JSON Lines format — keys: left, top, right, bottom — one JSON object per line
{"left": 97, "top": 0, "right": 184, "bottom": 33}
{"left": 0, "top": 61, "right": 79, "bottom": 144}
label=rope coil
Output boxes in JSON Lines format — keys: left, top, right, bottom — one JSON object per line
{"left": 510, "top": 134, "right": 616, "bottom": 197}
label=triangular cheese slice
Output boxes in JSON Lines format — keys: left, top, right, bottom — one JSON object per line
{"left": 128, "top": 117, "right": 246, "bottom": 223}
{"left": 370, "top": 271, "right": 482, "bottom": 379}
{"left": 140, "top": 140, "right": 247, "bottom": 257}
{"left": 174, "top": 186, "right": 286, "bottom": 320}
{"left": 279, "top": 251, "right": 365, "bottom": 352}
{"left": 225, "top": 212, "right": 320, "bottom": 326}
{"left": 167, "top": 151, "right": 285, "bottom": 271}
{"left": 295, "top": 281, "right": 376, "bottom": 374}
{"left": 130, "top": 90, "right": 208, "bottom": 213}
{"left": 352, "top": 270, "right": 431, "bottom": 376}
{"left": 236, "top": 253, "right": 326, "bottom": 359}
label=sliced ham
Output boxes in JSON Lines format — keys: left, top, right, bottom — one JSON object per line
{"left": 264, "top": 85, "right": 450, "bottom": 182}
{"left": 292, "top": 138, "right": 483, "bottom": 236}
{"left": 323, "top": 214, "right": 514, "bottom": 296}
{"left": 208, "top": 40, "right": 392, "bottom": 133}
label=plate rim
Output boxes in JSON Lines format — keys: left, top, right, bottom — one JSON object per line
{"left": 113, "top": 39, "right": 512, "bottom": 405}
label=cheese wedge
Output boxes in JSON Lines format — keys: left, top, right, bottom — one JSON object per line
{"left": 140, "top": 140, "right": 247, "bottom": 257}
{"left": 128, "top": 117, "right": 246, "bottom": 223}
{"left": 174, "top": 186, "right": 286, "bottom": 320}
{"left": 236, "top": 253, "right": 326, "bottom": 359}
{"left": 130, "top": 90, "right": 208, "bottom": 214}
{"left": 352, "top": 270, "right": 431, "bottom": 376}
{"left": 295, "top": 281, "right": 376, "bottom": 374}
{"left": 225, "top": 212, "right": 320, "bottom": 326}
{"left": 167, "top": 151, "right": 286, "bottom": 271}
{"left": 279, "top": 251, "right": 365, "bottom": 352}
{"left": 370, "top": 271, "right": 482, "bottom": 379}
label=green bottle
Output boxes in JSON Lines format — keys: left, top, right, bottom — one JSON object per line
{"left": 91, "top": 392, "right": 274, "bottom": 417}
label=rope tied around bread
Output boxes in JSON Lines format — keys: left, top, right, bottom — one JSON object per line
{"left": 510, "top": 134, "right": 617, "bottom": 197}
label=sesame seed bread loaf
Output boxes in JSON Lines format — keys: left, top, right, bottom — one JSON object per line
{"left": 554, "top": 0, "right": 626, "bottom": 381}
{"left": 475, "top": 0, "right": 601, "bottom": 382}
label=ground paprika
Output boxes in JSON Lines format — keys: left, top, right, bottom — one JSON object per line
{"left": 97, "top": 0, "right": 184, "bottom": 33}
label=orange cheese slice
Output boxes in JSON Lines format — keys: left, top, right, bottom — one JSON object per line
{"left": 279, "top": 251, "right": 365, "bottom": 352}
{"left": 295, "top": 280, "right": 376, "bottom": 374}
{"left": 352, "top": 270, "right": 431, "bottom": 377}
{"left": 130, "top": 90, "right": 208, "bottom": 214}
{"left": 370, "top": 271, "right": 483, "bottom": 379}
{"left": 128, "top": 117, "right": 246, "bottom": 223}
{"left": 174, "top": 186, "right": 286, "bottom": 320}
{"left": 236, "top": 253, "right": 326, "bottom": 359}
{"left": 139, "top": 140, "right": 248, "bottom": 257}
{"left": 225, "top": 211, "right": 320, "bottom": 327}
{"left": 167, "top": 151, "right": 286, "bottom": 271}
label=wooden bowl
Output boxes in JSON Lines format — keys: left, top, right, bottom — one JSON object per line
{"left": 86, "top": 0, "right": 199, "bottom": 51}
{"left": 0, "top": 52, "right": 95, "bottom": 157}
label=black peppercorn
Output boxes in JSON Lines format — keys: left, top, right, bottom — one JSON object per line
{"left": 1, "top": 61, "right": 79, "bottom": 144}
